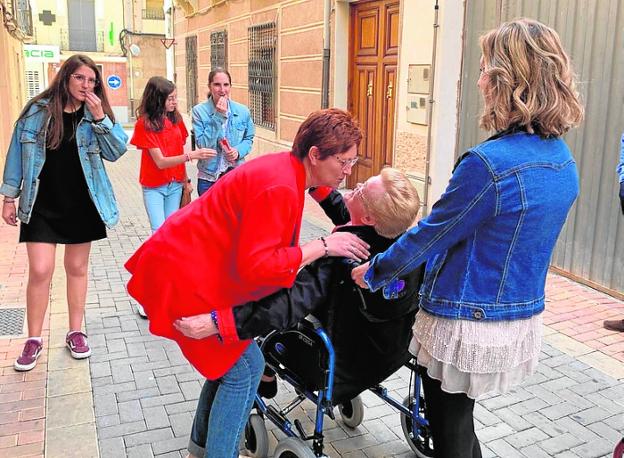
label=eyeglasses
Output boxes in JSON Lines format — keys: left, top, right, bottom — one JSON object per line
{"left": 333, "top": 155, "right": 359, "bottom": 170}
{"left": 70, "top": 73, "right": 99, "bottom": 86}
{"left": 354, "top": 181, "right": 371, "bottom": 211}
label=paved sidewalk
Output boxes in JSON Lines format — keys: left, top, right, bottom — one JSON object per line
{"left": 0, "top": 149, "right": 623, "bottom": 457}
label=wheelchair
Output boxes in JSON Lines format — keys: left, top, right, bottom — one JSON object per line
{"left": 242, "top": 317, "right": 435, "bottom": 458}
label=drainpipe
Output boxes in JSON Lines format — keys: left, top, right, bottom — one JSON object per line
{"left": 164, "top": 0, "right": 174, "bottom": 81}
{"left": 421, "top": 0, "right": 439, "bottom": 217}
{"left": 321, "top": 0, "right": 331, "bottom": 108}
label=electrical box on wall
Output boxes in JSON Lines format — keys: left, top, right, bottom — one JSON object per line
{"left": 407, "top": 94, "right": 429, "bottom": 125}
{"left": 407, "top": 64, "right": 430, "bottom": 94}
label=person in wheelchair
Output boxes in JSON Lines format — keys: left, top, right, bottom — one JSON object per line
{"left": 190, "top": 167, "right": 422, "bottom": 409}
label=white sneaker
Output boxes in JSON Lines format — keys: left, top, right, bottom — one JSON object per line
{"left": 136, "top": 304, "right": 147, "bottom": 318}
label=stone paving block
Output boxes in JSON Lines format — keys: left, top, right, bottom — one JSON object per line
{"left": 127, "top": 342, "right": 148, "bottom": 357}
{"left": 106, "top": 339, "right": 128, "bottom": 355}
{"left": 169, "top": 412, "right": 193, "bottom": 437}
{"left": 144, "top": 406, "right": 171, "bottom": 430}
{"left": 151, "top": 435, "right": 189, "bottom": 455}
{"left": 90, "top": 361, "right": 112, "bottom": 378}
{"left": 361, "top": 439, "right": 411, "bottom": 457}
{"left": 571, "top": 438, "right": 616, "bottom": 458}
{"left": 94, "top": 393, "right": 119, "bottom": 417}
{"left": 111, "top": 363, "right": 134, "bottom": 384}
{"left": 603, "top": 413, "right": 624, "bottom": 431}
{"left": 116, "top": 387, "right": 161, "bottom": 403}
{"left": 540, "top": 401, "right": 586, "bottom": 421}
{"left": 569, "top": 405, "right": 613, "bottom": 426}
{"left": 491, "top": 407, "right": 533, "bottom": 431}
{"left": 98, "top": 420, "right": 147, "bottom": 440}
{"left": 98, "top": 437, "right": 126, "bottom": 458}
{"left": 508, "top": 397, "right": 549, "bottom": 416}
{"left": 486, "top": 438, "right": 525, "bottom": 458}
{"left": 47, "top": 392, "right": 94, "bottom": 428}
{"left": 179, "top": 380, "right": 202, "bottom": 401}
{"left": 164, "top": 400, "right": 199, "bottom": 415}
{"left": 504, "top": 426, "right": 550, "bottom": 449}
{"left": 157, "top": 375, "right": 181, "bottom": 395}
{"left": 587, "top": 420, "right": 622, "bottom": 442}
{"left": 554, "top": 416, "right": 600, "bottom": 442}
{"left": 92, "top": 381, "right": 136, "bottom": 397}
{"left": 126, "top": 444, "right": 155, "bottom": 458}
{"left": 553, "top": 451, "right": 582, "bottom": 458}
{"left": 521, "top": 443, "right": 556, "bottom": 458}
{"left": 140, "top": 393, "right": 185, "bottom": 409}
{"left": 474, "top": 403, "right": 502, "bottom": 426}
{"left": 476, "top": 422, "right": 514, "bottom": 443}
{"left": 47, "top": 422, "right": 98, "bottom": 457}
{"left": 119, "top": 399, "right": 144, "bottom": 423}
{"left": 97, "top": 414, "right": 121, "bottom": 428}
{"left": 539, "top": 432, "right": 584, "bottom": 455}
{"left": 124, "top": 427, "right": 174, "bottom": 448}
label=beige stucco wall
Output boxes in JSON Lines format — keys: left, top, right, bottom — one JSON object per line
{"left": 174, "top": 0, "right": 324, "bottom": 155}
{"left": 393, "top": 0, "right": 435, "bottom": 181}
{"left": 0, "top": 27, "right": 27, "bottom": 172}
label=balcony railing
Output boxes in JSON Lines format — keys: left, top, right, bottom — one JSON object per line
{"left": 142, "top": 8, "right": 165, "bottom": 20}
{"left": 59, "top": 29, "right": 105, "bottom": 52}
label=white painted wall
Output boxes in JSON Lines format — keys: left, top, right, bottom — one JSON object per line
{"left": 427, "top": 0, "right": 465, "bottom": 208}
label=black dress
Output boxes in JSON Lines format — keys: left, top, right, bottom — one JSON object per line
{"left": 19, "top": 106, "right": 107, "bottom": 244}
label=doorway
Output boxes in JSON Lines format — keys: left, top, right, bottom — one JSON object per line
{"left": 347, "top": 0, "right": 400, "bottom": 187}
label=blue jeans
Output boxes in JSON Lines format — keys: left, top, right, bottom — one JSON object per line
{"left": 188, "top": 341, "right": 264, "bottom": 458}
{"left": 197, "top": 178, "right": 216, "bottom": 197}
{"left": 142, "top": 181, "right": 183, "bottom": 232}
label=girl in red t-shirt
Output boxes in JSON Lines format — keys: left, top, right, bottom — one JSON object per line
{"left": 131, "top": 77, "right": 212, "bottom": 233}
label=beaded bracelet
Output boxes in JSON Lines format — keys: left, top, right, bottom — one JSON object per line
{"left": 319, "top": 236, "right": 329, "bottom": 258}
{"left": 210, "top": 310, "right": 223, "bottom": 342}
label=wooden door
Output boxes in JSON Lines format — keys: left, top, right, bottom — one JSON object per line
{"left": 348, "top": 0, "right": 399, "bottom": 187}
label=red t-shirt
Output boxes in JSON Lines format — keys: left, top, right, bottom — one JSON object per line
{"left": 131, "top": 116, "right": 188, "bottom": 187}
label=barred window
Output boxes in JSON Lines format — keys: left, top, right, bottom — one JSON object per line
{"left": 210, "top": 30, "right": 227, "bottom": 70}
{"left": 248, "top": 22, "right": 276, "bottom": 130}
{"left": 25, "top": 70, "right": 42, "bottom": 100}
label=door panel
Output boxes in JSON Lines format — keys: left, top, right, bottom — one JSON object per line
{"left": 348, "top": 0, "right": 399, "bottom": 187}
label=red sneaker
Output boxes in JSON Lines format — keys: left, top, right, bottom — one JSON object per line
{"left": 14, "top": 338, "right": 43, "bottom": 371}
{"left": 66, "top": 331, "right": 92, "bottom": 359}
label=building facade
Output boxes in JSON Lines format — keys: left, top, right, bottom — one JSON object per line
{"left": 172, "top": 0, "right": 621, "bottom": 295}
{"left": 0, "top": 0, "right": 33, "bottom": 168}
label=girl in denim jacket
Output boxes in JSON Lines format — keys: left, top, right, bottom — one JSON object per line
{"left": 0, "top": 54, "right": 128, "bottom": 372}
{"left": 353, "top": 19, "right": 583, "bottom": 458}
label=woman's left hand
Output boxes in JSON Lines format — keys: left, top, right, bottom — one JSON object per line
{"left": 173, "top": 314, "right": 218, "bottom": 339}
{"left": 184, "top": 180, "right": 194, "bottom": 194}
{"left": 84, "top": 91, "right": 105, "bottom": 120}
{"left": 225, "top": 147, "right": 239, "bottom": 163}
{"left": 351, "top": 261, "right": 370, "bottom": 289}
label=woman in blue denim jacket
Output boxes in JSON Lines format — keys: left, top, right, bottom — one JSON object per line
{"left": 0, "top": 54, "right": 128, "bottom": 372}
{"left": 353, "top": 19, "right": 583, "bottom": 457}
{"left": 191, "top": 68, "right": 255, "bottom": 195}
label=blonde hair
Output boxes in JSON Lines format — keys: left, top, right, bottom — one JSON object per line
{"left": 367, "top": 168, "right": 420, "bottom": 239}
{"left": 479, "top": 18, "right": 583, "bottom": 137}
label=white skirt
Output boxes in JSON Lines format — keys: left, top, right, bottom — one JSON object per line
{"left": 409, "top": 309, "right": 542, "bottom": 400}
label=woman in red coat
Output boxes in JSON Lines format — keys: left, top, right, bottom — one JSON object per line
{"left": 125, "top": 108, "right": 369, "bottom": 458}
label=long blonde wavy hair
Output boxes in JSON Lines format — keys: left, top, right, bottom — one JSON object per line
{"left": 479, "top": 18, "right": 584, "bottom": 137}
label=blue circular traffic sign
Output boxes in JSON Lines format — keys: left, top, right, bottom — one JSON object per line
{"left": 107, "top": 75, "right": 122, "bottom": 90}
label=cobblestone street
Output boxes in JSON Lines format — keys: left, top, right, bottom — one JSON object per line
{"left": 1, "top": 146, "right": 623, "bottom": 457}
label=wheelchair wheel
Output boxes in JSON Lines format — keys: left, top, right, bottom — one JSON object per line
{"left": 244, "top": 413, "right": 269, "bottom": 458}
{"left": 400, "top": 395, "right": 434, "bottom": 458}
{"left": 613, "top": 438, "right": 624, "bottom": 458}
{"left": 273, "top": 437, "right": 317, "bottom": 458}
{"left": 338, "top": 395, "right": 365, "bottom": 428}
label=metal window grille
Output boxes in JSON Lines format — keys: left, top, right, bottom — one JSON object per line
{"left": 142, "top": 8, "right": 165, "bottom": 20}
{"left": 210, "top": 30, "right": 228, "bottom": 70}
{"left": 25, "top": 70, "right": 42, "bottom": 100}
{"left": 186, "top": 35, "right": 198, "bottom": 113}
{"left": 248, "top": 22, "right": 276, "bottom": 130}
